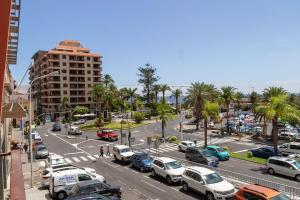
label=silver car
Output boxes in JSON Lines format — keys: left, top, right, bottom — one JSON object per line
{"left": 35, "top": 144, "right": 49, "bottom": 159}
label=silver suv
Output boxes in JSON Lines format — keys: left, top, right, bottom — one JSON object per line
{"left": 267, "top": 156, "right": 300, "bottom": 182}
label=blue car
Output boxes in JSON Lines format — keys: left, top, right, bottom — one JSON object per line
{"left": 205, "top": 146, "right": 230, "bottom": 161}
{"left": 249, "top": 146, "right": 275, "bottom": 159}
{"left": 129, "top": 152, "right": 153, "bottom": 172}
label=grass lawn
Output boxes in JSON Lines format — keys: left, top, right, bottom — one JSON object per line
{"left": 230, "top": 152, "right": 267, "bottom": 165}
{"left": 80, "top": 121, "right": 149, "bottom": 131}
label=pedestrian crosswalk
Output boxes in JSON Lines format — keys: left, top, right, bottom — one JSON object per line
{"left": 148, "top": 143, "right": 178, "bottom": 153}
{"left": 63, "top": 154, "right": 112, "bottom": 164}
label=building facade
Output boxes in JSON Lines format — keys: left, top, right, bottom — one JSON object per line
{"left": 29, "top": 40, "right": 102, "bottom": 118}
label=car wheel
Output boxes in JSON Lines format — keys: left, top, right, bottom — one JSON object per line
{"left": 129, "top": 162, "right": 133, "bottom": 168}
{"left": 121, "top": 158, "right": 125, "bottom": 164}
{"left": 182, "top": 182, "right": 189, "bottom": 192}
{"left": 268, "top": 168, "right": 275, "bottom": 175}
{"left": 114, "top": 155, "right": 117, "bottom": 160}
{"left": 206, "top": 192, "right": 215, "bottom": 200}
{"left": 178, "top": 146, "right": 182, "bottom": 152}
{"left": 56, "top": 191, "right": 67, "bottom": 200}
{"left": 166, "top": 175, "right": 172, "bottom": 185}
{"left": 295, "top": 174, "right": 300, "bottom": 182}
{"left": 151, "top": 169, "right": 156, "bottom": 177}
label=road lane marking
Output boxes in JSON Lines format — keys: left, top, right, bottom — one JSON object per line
{"left": 64, "top": 152, "right": 84, "bottom": 155}
{"left": 65, "top": 158, "right": 73, "bottom": 163}
{"left": 141, "top": 180, "right": 165, "bottom": 192}
{"left": 87, "top": 155, "right": 96, "bottom": 160}
{"left": 72, "top": 157, "right": 80, "bottom": 162}
{"left": 80, "top": 156, "right": 88, "bottom": 161}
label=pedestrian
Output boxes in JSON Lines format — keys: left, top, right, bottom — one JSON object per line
{"left": 20, "top": 142, "right": 24, "bottom": 152}
{"left": 24, "top": 143, "right": 28, "bottom": 153}
{"left": 99, "top": 146, "right": 104, "bottom": 158}
{"left": 106, "top": 145, "right": 110, "bottom": 156}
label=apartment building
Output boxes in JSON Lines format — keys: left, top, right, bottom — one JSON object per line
{"left": 29, "top": 40, "right": 102, "bottom": 118}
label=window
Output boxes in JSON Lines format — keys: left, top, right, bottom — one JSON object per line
{"left": 63, "top": 77, "right": 67, "bottom": 80}
{"left": 88, "top": 97, "right": 91, "bottom": 101}
{"left": 63, "top": 62, "right": 66, "bottom": 66}
{"left": 62, "top": 55, "right": 66, "bottom": 59}
{"left": 88, "top": 84, "right": 91, "bottom": 87}
{"left": 62, "top": 70, "right": 66, "bottom": 73}
{"left": 243, "top": 192, "right": 264, "bottom": 200}
{"left": 88, "top": 77, "right": 91, "bottom": 81}
{"left": 78, "top": 174, "right": 92, "bottom": 182}
{"left": 63, "top": 84, "right": 68, "bottom": 87}
{"left": 290, "top": 145, "right": 300, "bottom": 150}
{"left": 87, "top": 57, "right": 90, "bottom": 61}
{"left": 87, "top": 71, "right": 91, "bottom": 74}
{"left": 269, "top": 159, "right": 284, "bottom": 166}
{"left": 63, "top": 91, "right": 67, "bottom": 95}
{"left": 87, "top": 64, "right": 90, "bottom": 67}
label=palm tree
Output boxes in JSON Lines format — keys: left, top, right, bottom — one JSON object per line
{"left": 171, "top": 89, "right": 182, "bottom": 114}
{"left": 59, "top": 97, "right": 70, "bottom": 119}
{"left": 263, "top": 86, "right": 287, "bottom": 101}
{"left": 156, "top": 103, "right": 172, "bottom": 138}
{"left": 235, "top": 92, "right": 243, "bottom": 112}
{"left": 249, "top": 91, "right": 259, "bottom": 111}
{"left": 118, "top": 88, "right": 130, "bottom": 113}
{"left": 153, "top": 84, "right": 161, "bottom": 103}
{"left": 203, "top": 101, "right": 220, "bottom": 147}
{"left": 104, "top": 83, "right": 117, "bottom": 123}
{"left": 92, "top": 83, "right": 105, "bottom": 128}
{"left": 127, "top": 88, "right": 138, "bottom": 118}
{"left": 160, "top": 84, "right": 171, "bottom": 104}
{"left": 185, "top": 82, "right": 219, "bottom": 130}
{"left": 220, "top": 86, "right": 236, "bottom": 134}
{"left": 103, "top": 74, "right": 115, "bottom": 88}
{"left": 256, "top": 95, "right": 300, "bottom": 154}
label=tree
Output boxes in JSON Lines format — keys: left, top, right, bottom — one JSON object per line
{"left": 185, "top": 82, "right": 219, "bottom": 130}
{"left": 160, "top": 84, "right": 171, "bottom": 104}
{"left": 133, "top": 111, "right": 145, "bottom": 123}
{"left": 256, "top": 95, "right": 300, "bottom": 154}
{"left": 92, "top": 83, "right": 105, "bottom": 128}
{"left": 137, "top": 63, "right": 159, "bottom": 106}
{"left": 249, "top": 91, "right": 259, "bottom": 111}
{"left": 127, "top": 88, "right": 138, "bottom": 118}
{"left": 263, "top": 86, "right": 287, "bottom": 101}
{"left": 153, "top": 84, "right": 161, "bottom": 103}
{"left": 104, "top": 83, "right": 117, "bottom": 123}
{"left": 220, "top": 86, "right": 236, "bottom": 134}
{"left": 73, "top": 106, "right": 89, "bottom": 115}
{"left": 59, "top": 97, "right": 70, "bottom": 119}
{"left": 156, "top": 103, "right": 172, "bottom": 138}
{"left": 171, "top": 89, "right": 182, "bottom": 114}
{"left": 235, "top": 92, "right": 243, "bottom": 112}
{"left": 203, "top": 101, "right": 220, "bottom": 147}
{"left": 103, "top": 74, "right": 115, "bottom": 88}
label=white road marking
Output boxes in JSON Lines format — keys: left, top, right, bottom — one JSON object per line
{"left": 39, "top": 161, "right": 45, "bottom": 167}
{"left": 132, "top": 131, "right": 140, "bottom": 133}
{"left": 44, "top": 134, "right": 48, "bottom": 137}
{"left": 141, "top": 180, "right": 166, "bottom": 192}
{"left": 80, "top": 156, "right": 88, "bottom": 161}
{"left": 64, "top": 152, "right": 84, "bottom": 155}
{"left": 139, "top": 139, "right": 144, "bottom": 142}
{"left": 72, "top": 157, "right": 80, "bottom": 162}
{"left": 94, "top": 154, "right": 99, "bottom": 158}
{"left": 65, "top": 158, "right": 73, "bottom": 163}
{"left": 87, "top": 155, "right": 96, "bottom": 160}
{"left": 131, "top": 143, "right": 145, "bottom": 147}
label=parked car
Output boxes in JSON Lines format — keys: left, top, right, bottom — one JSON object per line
{"left": 69, "top": 179, "right": 121, "bottom": 198}
{"left": 35, "top": 144, "right": 49, "bottom": 159}
{"left": 279, "top": 131, "right": 297, "bottom": 140}
{"left": 279, "top": 142, "right": 300, "bottom": 156}
{"left": 52, "top": 123, "right": 62, "bottom": 131}
{"left": 68, "top": 126, "right": 82, "bottom": 135}
{"left": 267, "top": 156, "right": 300, "bottom": 181}
{"left": 46, "top": 154, "right": 69, "bottom": 168}
{"left": 129, "top": 151, "right": 153, "bottom": 172}
{"left": 73, "top": 119, "right": 86, "bottom": 125}
{"left": 66, "top": 193, "right": 120, "bottom": 200}
{"left": 178, "top": 141, "right": 196, "bottom": 152}
{"left": 209, "top": 121, "right": 215, "bottom": 128}
{"left": 31, "top": 132, "right": 42, "bottom": 143}
{"left": 185, "top": 147, "right": 218, "bottom": 167}
{"left": 235, "top": 184, "right": 291, "bottom": 200}
{"left": 249, "top": 146, "right": 276, "bottom": 159}
{"left": 49, "top": 168, "right": 105, "bottom": 200}
{"left": 205, "top": 146, "right": 230, "bottom": 161}
{"left": 112, "top": 145, "right": 134, "bottom": 163}
{"left": 181, "top": 166, "right": 235, "bottom": 200}
{"left": 97, "top": 129, "right": 118, "bottom": 141}
{"left": 287, "top": 154, "right": 300, "bottom": 162}
{"left": 151, "top": 157, "right": 185, "bottom": 184}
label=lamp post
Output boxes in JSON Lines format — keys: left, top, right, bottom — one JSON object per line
{"left": 29, "top": 71, "right": 59, "bottom": 188}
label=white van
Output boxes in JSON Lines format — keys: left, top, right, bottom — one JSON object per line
{"left": 279, "top": 142, "right": 300, "bottom": 156}
{"left": 67, "top": 126, "right": 82, "bottom": 135}
{"left": 49, "top": 168, "right": 105, "bottom": 200}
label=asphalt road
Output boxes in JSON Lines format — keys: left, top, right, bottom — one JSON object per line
{"left": 36, "top": 120, "right": 300, "bottom": 200}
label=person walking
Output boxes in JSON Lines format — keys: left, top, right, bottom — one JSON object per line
{"left": 106, "top": 145, "right": 110, "bottom": 156}
{"left": 24, "top": 143, "right": 28, "bottom": 153}
{"left": 99, "top": 146, "right": 104, "bottom": 158}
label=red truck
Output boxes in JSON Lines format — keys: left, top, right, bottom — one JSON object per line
{"left": 97, "top": 129, "right": 119, "bottom": 141}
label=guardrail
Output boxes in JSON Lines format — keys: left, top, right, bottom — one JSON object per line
{"left": 150, "top": 152, "right": 300, "bottom": 200}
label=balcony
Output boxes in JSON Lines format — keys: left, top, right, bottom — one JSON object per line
{"left": 93, "top": 77, "right": 101, "bottom": 82}
{"left": 93, "top": 64, "right": 100, "bottom": 69}
{"left": 70, "top": 77, "right": 85, "bottom": 82}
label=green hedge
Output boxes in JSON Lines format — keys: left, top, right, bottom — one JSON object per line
{"left": 230, "top": 152, "right": 267, "bottom": 165}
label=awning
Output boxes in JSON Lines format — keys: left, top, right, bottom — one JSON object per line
{"left": 2, "top": 102, "right": 27, "bottom": 118}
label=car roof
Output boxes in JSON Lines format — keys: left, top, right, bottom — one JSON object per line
{"left": 207, "top": 145, "right": 220, "bottom": 149}
{"left": 240, "top": 184, "right": 280, "bottom": 198}
{"left": 268, "top": 156, "right": 296, "bottom": 163}
{"left": 289, "top": 142, "right": 300, "bottom": 145}
{"left": 261, "top": 146, "right": 274, "bottom": 150}
{"left": 76, "top": 179, "right": 102, "bottom": 187}
{"left": 154, "top": 157, "right": 176, "bottom": 163}
{"left": 52, "top": 168, "right": 86, "bottom": 176}
{"left": 114, "top": 145, "right": 130, "bottom": 149}
{"left": 133, "top": 151, "right": 147, "bottom": 156}
{"left": 186, "top": 166, "right": 214, "bottom": 175}
{"left": 181, "top": 141, "right": 194, "bottom": 144}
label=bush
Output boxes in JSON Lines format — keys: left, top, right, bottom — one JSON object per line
{"left": 62, "top": 118, "right": 66, "bottom": 124}
{"left": 35, "top": 118, "right": 41, "bottom": 126}
{"left": 133, "top": 112, "right": 145, "bottom": 123}
{"left": 169, "top": 136, "right": 177, "bottom": 142}
{"left": 247, "top": 151, "right": 253, "bottom": 158}
{"left": 223, "top": 146, "right": 229, "bottom": 152}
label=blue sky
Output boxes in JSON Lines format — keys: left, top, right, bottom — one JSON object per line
{"left": 12, "top": 0, "right": 300, "bottom": 93}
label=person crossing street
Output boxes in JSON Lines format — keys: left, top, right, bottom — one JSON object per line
{"left": 99, "top": 146, "right": 104, "bottom": 158}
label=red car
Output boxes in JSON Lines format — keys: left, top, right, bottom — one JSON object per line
{"left": 97, "top": 129, "right": 118, "bottom": 141}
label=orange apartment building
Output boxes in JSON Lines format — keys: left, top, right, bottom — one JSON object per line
{"left": 29, "top": 40, "right": 102, "bottom": 119}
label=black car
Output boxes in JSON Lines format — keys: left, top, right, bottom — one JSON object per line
{"left": 70, "top": 180, "right": 121, "bottom": 198}
{"left": 52, "top": 123, "right": 61, "bottom": 131}
{"left": 66, "top": 193, "right": 119, "bottom": 200}
{"left": 185, "top": 147, "right": 219, "bottom": 167}
{"left": 249, "top": 146, "right": 276, "bottom": 159}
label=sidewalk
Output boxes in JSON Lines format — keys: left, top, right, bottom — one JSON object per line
{"left": 11, "top": 128, "right": 49, "bottom": 200}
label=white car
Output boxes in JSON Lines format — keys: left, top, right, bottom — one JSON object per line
{"left": 209, "top": 121, "right": 215, "bottom": 128}
{"left": 181, "top": 166, "right": 235, "bottom": 200}
{"left": 267, "top": 156, "right": 300, "bottom": 181}
{"left": 279, "top": 142, "right": 300, "bottom": 155}
{"left": 46, "top": 154, "right": 69, "bottom": 168}
{"left": 151, "top": 157, "right": 185, "bottom": 184}
{"left": 112, "top": 145, "right": 134, "bottom": 163}
{"left": 288, "top": 154, "right": 300, "bottom": 162}
{"left": 67, "top": 126, "right": 82, "bottom": 135}
{"left": 178, "top": 141, "right": 196, "bottom": 152}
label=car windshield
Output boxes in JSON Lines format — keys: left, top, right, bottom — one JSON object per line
{"left": 187, "top": 143, "right": 195, "bottom": 147}
{"left": 270, "top": 194, "right": 291, "bottom": 200}
{"left": 51, "top": 158, "right": 67, "bottom": 165}
{"left": 292, "top": 161, "right": 300, "bottom": 169}
{"left": 202, "top": 150, "right": 214, "bottom": 157}
{"left": 165, "top": 161, "right": 182, "bottom": 170}
{"left": 139, "top": 154, "right": 149, "bottom": 160}
{"left": 215, "top": 147, "right": 224, "bottom": 152}
{"left": 38, "top": 146, "right": 47, "bottom": 151}
{"left": 203, "top": 173, "right": 223, "bottom": 184}
{"left": 120, "top": 148, "right": 130, "bottom": 153}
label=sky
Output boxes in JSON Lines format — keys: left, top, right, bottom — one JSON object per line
{"left": 11, "top": 0, "right": 300, "bottom": 94}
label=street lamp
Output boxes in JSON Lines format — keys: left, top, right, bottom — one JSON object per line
{"left": 29, "top": 70, "right": 59, "bottom": 188}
